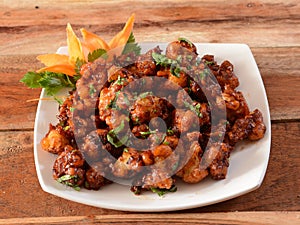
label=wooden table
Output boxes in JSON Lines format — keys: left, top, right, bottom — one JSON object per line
{"left": 0, "top": 0, "right": 299, "bottom": 224}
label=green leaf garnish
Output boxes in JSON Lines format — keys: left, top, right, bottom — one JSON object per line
{"left": 88, "top": 48, "right": 107, "bottom": 62}
{"left": 57, "top": 174, "right": 81, "bottom": 191}
{"left": 178, "top": 37, "right": 193, "bottom": 48}
{"left": 122, "top": 32, "right": 141, "bottom": 55}
{"left": 107, "top": 120, "right": 128, "bottom": 148}
{"left": 140, "top": 130, "right": 157, "bottom": 136}
{"left": 89, "top": 84, "right": 97, "bottom": 96}
{"left": 20, "top": 71, "right": 80, "bottom": 97}
{"left": 150, "top": 185, "right": 177, "bottom": 197}
{"left": 184, "top": 102, "right": 202, "bottom": 118}
{"left": 106, "top": 91, "right": 120, "bottom": 109}
{"left": 151, "top": 52, "right": 181, "bottom": 78}
{"left": 138, "top": 91, "right": 153, "bottom": 99}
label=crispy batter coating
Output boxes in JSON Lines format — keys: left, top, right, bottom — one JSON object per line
{"left": 42, "top": 39, "right": 266, "bottom": 194}
{"left": 41, "top": 124, "right": 69, "bottom": 154}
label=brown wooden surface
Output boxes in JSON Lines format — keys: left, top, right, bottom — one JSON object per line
{"left": 0, "top": 0, "right": 299, "bottom": 224}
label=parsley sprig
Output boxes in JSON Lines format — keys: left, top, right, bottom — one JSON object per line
{"left": 20, "top": 71, "right": 80, "bottom": 97}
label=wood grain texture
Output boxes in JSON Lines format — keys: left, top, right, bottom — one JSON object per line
{"left": 0, "top": 0, "right": 299, "bottom": 223}
{"left": 0, "top": 212, "right": 299, "bottom": 225}
{"left": 0, "top": 122, "right": 299, "bottom": 218}
{"left": 0, "top": 0, "right": 300, "bottom": 55}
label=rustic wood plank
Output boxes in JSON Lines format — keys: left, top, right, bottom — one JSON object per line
{"left": 2, "top": 0, "right": 299, "bottom": 24}
{"left": 0, "top": 212, "right": 299, "bottom": 225}
{"left": 0, "top": 0, "right": 299, "bottom": 55}
{"left": 0, "top": 122, "right": 299, "bottom": 218}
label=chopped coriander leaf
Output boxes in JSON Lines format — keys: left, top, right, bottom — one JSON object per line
{"left": 107, "top": 120, "right": 128, "bottom": 148}
{"left": 138, "top": 91, "right": 153, "bottom": 99}
{"left": 113, "top": 120, "right": 125, "bottom": 134}
{"left": 184, "top": 102, "right": 202, "bottom": 118}
{"left": 152, "top": 52, "right": 182, "bottom": 77}
{"left": 70, "top": 107, "right": 75, "bottom": 113}
{"left": 140, "top": 130, "right": 157, "bottom": 136}
{"left": 88, "top": 48, "right": 107, "bottom": 62}
{"left": 107, "top": 134, "right": 128, "bottom": 148}
{"left": 198, "top": 68, "right": 211, "bottom": 80}
{"left": 176, "top": 55, "right": 182, "bottom": 63}
{"left": 167, "top": 128, "right": 174, "bottom": 136}
{"left": 186, "top": 55, "right": 194, "bottom": 61}
{"left": 106, "top": 91, "right": 120, "bottom": 109}
{"left": 178, "top": 37, "right": 193, "bottom": 48}
{"left": 63, "top": 125, "right": 70, "bottom": 131}
{"left": 170, "top": 66, "right": 181, "bottom": 78}
{"left": 89, "top": 84, "right": 96, "bottom": 96}
{"left": 122, "top": 92, "right": 131, "bottom": 106}
{"left": 171, "top": 161, "right": 179, "bottom": 172}
{"left": 152, "top": 52, "right": 176, "bottom": 67}
{"left": 150, "top": 185, "right": 177, "bottom": 197}
{"left": 205, "top": 60, "right": 215, "bottom": 65}
{"left": 57, "top": 174, "right": 80, "bottom": 191}
{"left": 57, "top": 174, "right": 77, "bottom": 183}
{"left": 73, "top": 186, "right": 81, "bottom": 191}
{"left": 115, "top": 75, "right": 127, "bottom": 86}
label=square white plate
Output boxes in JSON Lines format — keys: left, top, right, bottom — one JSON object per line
{"left": 34, "top": 43, "right": 271, "bottom": 212}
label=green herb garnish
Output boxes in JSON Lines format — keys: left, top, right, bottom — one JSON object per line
{"left": 122, "top": 32, "right": 141, "bottom": 55}
{"left": 150, "top": 185, "right": 177, "bottom": 197}
{"left": 106, "top": 91, "right": 120, "bottom": 109}
{"left": 140, "top": 130, "right": 157, "bottom": 136}
{"left": 20, "top": 71, "right": 80, "bottom": 97}
{"left": 57, "top": 174, "right": 80, "bottom": 191}
{"left": 89, "top": 84, "right": 96, "bottom": 96}
{"left": 184, "top": 102, "right": 202, "bottom": 118}
{"left": 115, "top": 75, "right": 127, "bottom": 86}
{"left": 88, "top": 48, "right": 107, "bottom": 62}
{"left": 152, "top": 52, "right": 182, "bottom": 78}
{"left": 107, "top": 120, "right": 128, "bottom": 148}
{"left": 138, "top": 91, "right": 153, "bottom": 99}
{"left": 178, "top": 37, "right": 193, "bottom": 48}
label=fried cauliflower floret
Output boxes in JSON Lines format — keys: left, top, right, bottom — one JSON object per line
{"left": 203, "top": 143, "right": 231, "bottom": 180}
{"left": 142, "top": 169, "right": 174, "bottom": 190}
{"left": 222, "top": 85, "right": 250, "bottom": 123}
{"left": 217, "top": 60, "right": 239, "bottom": 89}
{"left": 53, "top": 145, "right": 85, "bottom": 187}
{"left": 85, "top": 162, "right": 111, "bottom": 190}
{"left": 130, "top": 95, "right": 171, "bottom": 124}
{"left": 228, "top": 109, "right": 266, "bottom": 144}
{"left": 41, "top": 124, "right": 69, "bottom": 154}
{"left": 112, "top": 148, "right": 143, "bottom": 178}
{"left": 172, "top": 109, "right": 199, "bottom": 133}
{"left": 176, "top": 141, "right": 208, "bottom": 183}
{"left": 166, "top": 39, "right": 197, "bottom": 63}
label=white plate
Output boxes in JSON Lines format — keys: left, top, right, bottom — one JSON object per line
{"left": 34, "top": 43, "right": 271, "bottom": 212}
